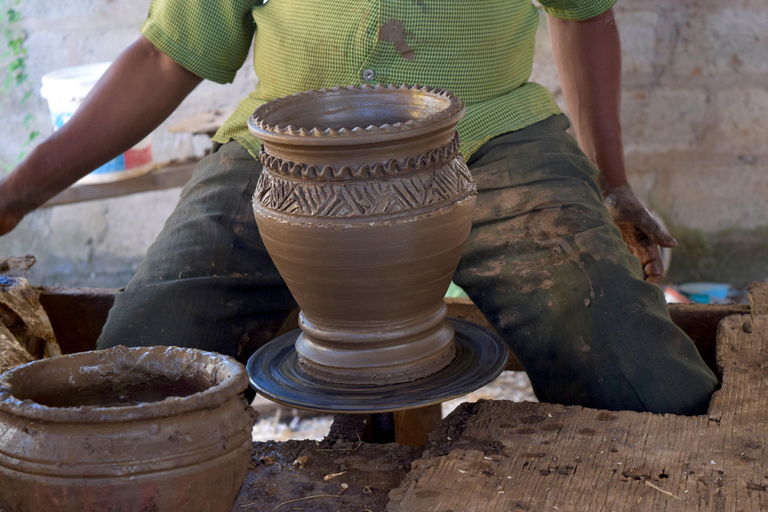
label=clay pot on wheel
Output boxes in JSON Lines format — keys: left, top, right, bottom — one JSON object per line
{"left": 0, "top": 346, "right": 254, "bottom": 512}
{"left": 249, "top": 84, "right": 477, "bottom": 386}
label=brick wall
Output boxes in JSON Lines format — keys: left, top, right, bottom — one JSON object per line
{"left": 532, "top": 0, "right": 768, "bottom": 284}
{"left": 0, "top": 0, "right": 259, "bottom": 287}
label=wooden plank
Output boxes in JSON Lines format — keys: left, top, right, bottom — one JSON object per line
{"left": 749, "top": 283, "right": 768, "bottom": 317}
{"left": 40, "top": 159, "right": 197, "bottom": 208}
{"left": 35, "top": 286, "right": 117, "bottom": 355}
{"left": 386, "top": 284, "right": 768, "bottom": 511}
{"left": 395, "top": 404, "right": 444, "bottom": 446}
{"left": 668, "top": 303, "right": 750, "bottom": 375}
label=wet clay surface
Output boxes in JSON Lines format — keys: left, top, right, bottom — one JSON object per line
{"left": 234, "top": 422, "right": 423, "bottom": 512}
{"left": 0, "top": 347, "right": 253, "bottom": 512}
{"left": 20, "top": 374, "right": 209, "bottom": 408}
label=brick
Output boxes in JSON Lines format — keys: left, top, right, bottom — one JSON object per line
{"left": 625, "top": 172, "right": 659, "bottom": 206}
{"left": 617, "top": 11, "right": 658, "bottom": 75}
{"left": 716, "top": 87, "right": 768, "bottom": 154}
{"left": 665, "top": 163, "right": 768, "bottom": 231}
{"left": 621, "top": 89, "right": 707, "bottom": 154}
{"left": 22, "top": 30, "right": 73, "bottom": 90}
{"left": 0, "top": 189, "right": 182, "bottom": 287}
{"left": 22, "top": 0, "right": 150, "bottom": 28}
{"left": 672, "top": 9, "right": 768, "bottom": 76}
{"left": 73, "top": 29, "right": 144, "bottom": 66}
{"left": 98, "top": 188, "right": 181, "bottom": 257}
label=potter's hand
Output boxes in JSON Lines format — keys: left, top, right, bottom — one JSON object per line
{"left": 603, "top": 185, "right": 676, "bottom": 284}
{"left": 0, "top": 211, "right": 22, "bottom": 237}
{"left": 0, "top": 182, "right": 25, "bottom": 236}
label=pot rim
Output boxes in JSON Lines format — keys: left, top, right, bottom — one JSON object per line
{"left": 0, "top": 346, "right": 249, "bottom": 423}
{"left": 248, "top": 84, "right": 465, "bottom": 147}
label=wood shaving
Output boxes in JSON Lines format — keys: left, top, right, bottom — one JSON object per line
{"left": 644, "top": 480, "right": 681, "bottom": 500}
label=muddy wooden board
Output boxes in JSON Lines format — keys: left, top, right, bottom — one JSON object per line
{"left": 386, "top": 284, "right": 768, "bottom": 511}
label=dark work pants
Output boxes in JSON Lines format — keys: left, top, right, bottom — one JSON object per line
{"left": 97, "top": 115, "right": 718, "bottom": 415}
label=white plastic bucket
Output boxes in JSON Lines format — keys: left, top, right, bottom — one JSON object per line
{"left": 40, "top": 62, "right": 154, "bottom": 185}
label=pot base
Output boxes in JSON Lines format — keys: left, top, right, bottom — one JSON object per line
{"left": 247, "top": 318, "right": 509, "bottom": 413}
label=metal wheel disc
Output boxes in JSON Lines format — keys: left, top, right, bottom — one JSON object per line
{"left": 247, "top": 318, "right": 509, "bottom": 413}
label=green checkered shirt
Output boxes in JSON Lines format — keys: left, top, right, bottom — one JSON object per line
{"left": 141, "top": 0, "right": 616, "bottom": 161}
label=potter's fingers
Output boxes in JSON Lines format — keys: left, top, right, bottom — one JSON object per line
{"left": 639, "top": 242, "right": 665, "bottom": 283}
{"left": 0, "top": 214, "right": 21, "bottom": 237}
{"left": 643, "top": 261, "right": 664, "bottom": 284}
{"left": 637, "top": 212, "right": 677, "bottom": 248}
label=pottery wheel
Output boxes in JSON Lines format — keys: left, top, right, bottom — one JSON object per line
{"left": 247, "top": 318, "right": 509, "bottom": 413}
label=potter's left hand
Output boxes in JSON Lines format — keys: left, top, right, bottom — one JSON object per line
{"left": 603, "top": 185, "right": 676, "bottom": 285}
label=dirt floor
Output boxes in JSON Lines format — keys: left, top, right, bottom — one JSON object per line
{"left": 234, "top": 437, "right": 423, "bottom": 511}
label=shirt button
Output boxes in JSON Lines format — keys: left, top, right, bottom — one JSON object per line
{"left": 361, "top": 68, "right": 375, "bottom": 81}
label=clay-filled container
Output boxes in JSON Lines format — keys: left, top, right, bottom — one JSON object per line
{"left": 250, "top": 84, "right": 476, "bottom": 385}
{"left": 0, "top": 346, "right": 254, "bottom": 512}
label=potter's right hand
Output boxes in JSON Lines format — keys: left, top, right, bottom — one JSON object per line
{"left": 0, "top": 36, "right": 203, "bottom": 239}
{"left": 0, "top": 181, "right": 25, "bottom": 236}
{"left": 0, "top": 211, "right": 22, "bottom": 236}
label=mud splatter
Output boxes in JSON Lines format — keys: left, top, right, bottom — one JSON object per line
{"left": 378, "top": 20, "right": 415, "bottom": 61}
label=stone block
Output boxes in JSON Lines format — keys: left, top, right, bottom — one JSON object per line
{"left": 664, "top": 162, "right": 768, "bottom": 231}
{"left": 716, "top": 87, "right": 768, "bottom": 154}
{"left": 625, "top": 172, "right": 659, "bottom": 206}
{"left": 22, "top": 0, "right": 150, "bottom": 29}
{"left": 98, "top": 188, "right": 181, "bottom": 257}
{"left": 0, "top": 188, "right": 182, "bottom": 287}
{"left": 617, "top": 11, "right": 658, "bottom": 75}
{"left": 621, "top": 89, "right": 707, "bottom": 154}
{"left": 0, "top": 102, "right": 51, "bottom": 171}
{"left": 22, "top": 30, "right": 73, "bottom": 92}
{"left": 72, "top": 29, "right": 144, "bottom": 66}
{"left": 672, "top": 9, "right": 768, "bottom": 76}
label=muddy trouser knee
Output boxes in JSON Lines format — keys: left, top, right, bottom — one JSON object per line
{"left": 453, "top": 114, "right": 718, "bottom": 415}
{"left": 96, "top": 141, "right": 297, "bottom": 364}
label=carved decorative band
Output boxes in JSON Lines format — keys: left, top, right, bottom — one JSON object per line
{"left": 250, "top": 84, "right": 464, "bottom": 139}
{"left": 258, "top": 135, "right": 461, "bottom": 182}
{"left": 254, "top": 157, "right": 476, "bottom": 218}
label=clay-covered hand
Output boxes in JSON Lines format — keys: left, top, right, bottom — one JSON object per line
{"left": 603, "top": 185, "right": 676, "bottom": 284}
{"left": 0, "top": 188, "right": 24, "bottom": 237}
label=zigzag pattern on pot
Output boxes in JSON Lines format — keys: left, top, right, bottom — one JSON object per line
{"left": 259, "top": 135, "right": 460, "bottom": 181}
{"left": 255, "top": 158, "right": 475, "bottom": 217}
{"left": 250, "top": 84, "right": 463, "bottom": 138}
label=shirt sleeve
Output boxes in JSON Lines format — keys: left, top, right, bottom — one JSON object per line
{"left": 140, "top": 0, "right": 259, "bottom": 84}
{"left": 537, "top": 0, "right": 617, "bottom": 21}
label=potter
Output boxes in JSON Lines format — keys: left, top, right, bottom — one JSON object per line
{"left": 0, "top": 1, "right": 718, "bottom": 418}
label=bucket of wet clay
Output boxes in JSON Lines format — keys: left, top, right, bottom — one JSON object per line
{"left": 40, "top": 62, "right": 154, "bottom": 185}
{"left": 0, "top": 345, "right": 255, "bottom": 512}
